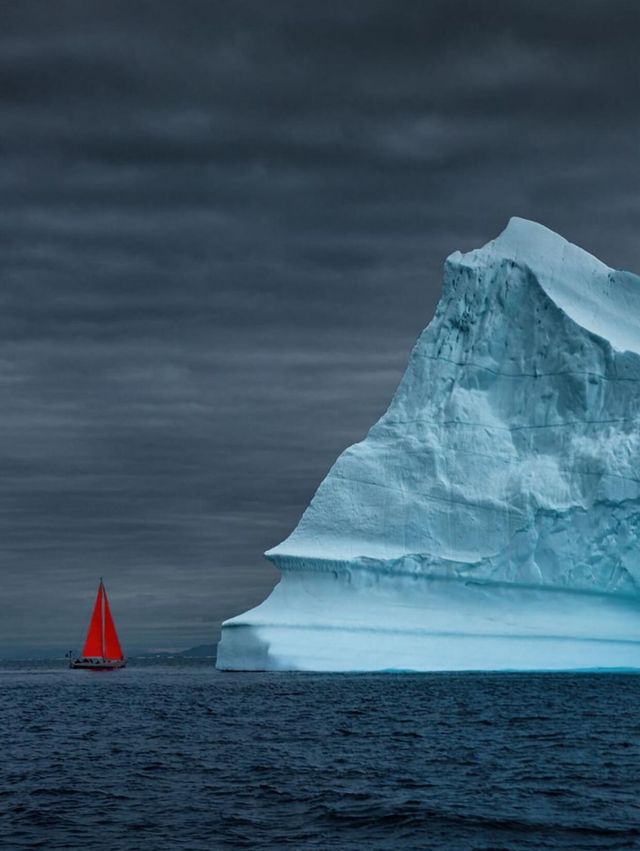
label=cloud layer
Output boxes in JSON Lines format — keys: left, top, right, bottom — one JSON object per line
{"left": 1, "top": 0, "right": 639, "bottom": 653}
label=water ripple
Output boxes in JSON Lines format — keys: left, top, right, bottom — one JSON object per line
{"left": 1, "top": 664, "right": 639, "bottom": 850}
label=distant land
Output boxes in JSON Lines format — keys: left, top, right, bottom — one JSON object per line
{"left": 141, "top": 643, "right": 218, "bottom": 659}
{"left": 181, "top": 644, "right": 217, "bottom": 658}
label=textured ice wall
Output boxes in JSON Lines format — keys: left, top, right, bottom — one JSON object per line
{"left": 218, "top": 218, "right": 640, "bottom": 671}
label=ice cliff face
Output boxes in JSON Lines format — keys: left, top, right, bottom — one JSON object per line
{"left": 218, "top": 218, "right": 640, "bottom": 671}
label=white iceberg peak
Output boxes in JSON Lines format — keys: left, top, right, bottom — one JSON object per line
{"left": 488, "top": 216, "right": 606, "bottom": 272}
{"left": 453, "top": 217, "right": 640, "bottom": 354}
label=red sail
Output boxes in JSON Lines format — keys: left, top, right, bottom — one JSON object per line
{"left": 82, "top": 583, "right": 104, "bottom": 657}
{"left": 103, "top": 587, "right": 124, "bottom": 660}
{"left": 81, "top": 580, "right": 125, "bottom": 660}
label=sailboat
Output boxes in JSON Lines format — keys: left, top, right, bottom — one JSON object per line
{"left": 70, "top": 578, "right": 126, "bottom": 670}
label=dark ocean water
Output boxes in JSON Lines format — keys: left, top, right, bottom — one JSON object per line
{"left": 2, "top": 661, "right": 640, "bottom": 850}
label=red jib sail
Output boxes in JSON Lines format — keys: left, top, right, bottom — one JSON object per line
{"left": 81, "top": 580, "right": 124, "bottom": 660}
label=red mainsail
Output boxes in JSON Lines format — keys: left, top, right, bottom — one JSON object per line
{"left": 103, "top": 588, "right": 124, "bottom": 660}
{"left": 81, "top": 580, "right": 125, "bottom": 660}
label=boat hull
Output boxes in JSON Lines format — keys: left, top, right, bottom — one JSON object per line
{"left": 70, "top": 657, "right": 126, "bottom": 670}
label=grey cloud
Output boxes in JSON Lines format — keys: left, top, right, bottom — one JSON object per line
{"left": 0, "top": 0, "right": 639, "bottom": 654}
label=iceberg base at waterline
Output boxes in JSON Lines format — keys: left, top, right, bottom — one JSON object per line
{"left": 216, "top": 564, "right": 640, "bottom": 671}
{"left": 218, "top": 218, "right": 640, "bottom": 672}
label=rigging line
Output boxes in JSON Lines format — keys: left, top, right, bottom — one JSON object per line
{"left": 101, "top": 581, "right": 106, "bottom": 659}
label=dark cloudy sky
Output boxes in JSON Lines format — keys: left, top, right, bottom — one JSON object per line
{"left": 2, "top": 0, "right": 640, "bottom": 655}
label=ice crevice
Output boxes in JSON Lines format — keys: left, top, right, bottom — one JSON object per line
{"left": 380, "top": 417, "right": 636, "bottom": 431}
{"left": 328, "top": 472, "right": 530, "bottom": 517}
{"left": 420, "top": 353, "right": 638, "bottom": 383}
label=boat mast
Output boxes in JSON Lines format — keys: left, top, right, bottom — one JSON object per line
{"left": 100, "top": 577, "right": 105, "bottom": 659}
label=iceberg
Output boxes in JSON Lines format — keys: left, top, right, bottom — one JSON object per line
{"left": 217, "top": 218, "right": 640, "bottom": 671}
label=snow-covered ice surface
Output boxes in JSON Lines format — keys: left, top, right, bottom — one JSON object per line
{"left": 217, "top": 218, "right": 640, "bottom": 671}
